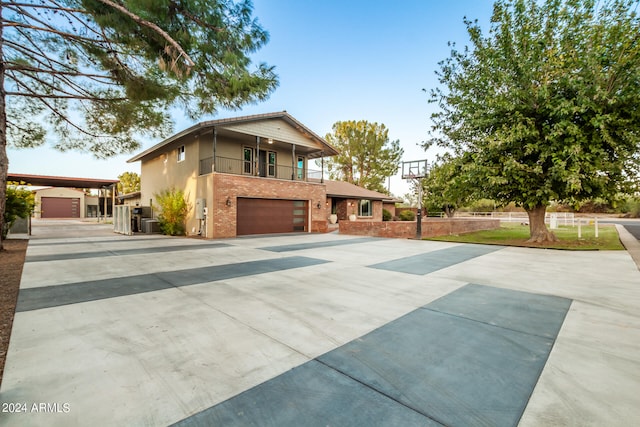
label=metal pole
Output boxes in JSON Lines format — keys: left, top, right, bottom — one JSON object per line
{"left": 416, "top": 178, "right": 422, "bottom": 239}
{"left": 255, "top": 136, "right": 260, "bottom": 176}
{"left": 212, "top": 127, "right": 217, "bottom": 172}
{"left": 292, "top": 144, "right": 296, "bottom": 180}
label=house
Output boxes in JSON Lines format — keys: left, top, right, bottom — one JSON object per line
{"left": 128, "top": 111, "right": 402, "bottom": 238}
{"left": 128, "top": 112, "right": 334, "bottom": 237}
{"left": 325, "top": 180, "right": 401, "bottom": 222}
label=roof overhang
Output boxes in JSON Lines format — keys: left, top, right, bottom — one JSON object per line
{"left": 128, "top": 111, "right": 339, "bottom": 163}
{"left": 324, "top": 180, "right": 401, "bottom": 203}
{"left": 7, "top": 173, "right": 119, "bottom": 189}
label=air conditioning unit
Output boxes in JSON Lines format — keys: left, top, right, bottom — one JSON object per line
{"left": 141, "top": 219, "right": 160, "bottom": 233}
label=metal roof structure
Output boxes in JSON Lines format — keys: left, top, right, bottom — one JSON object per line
{"left": 7, "top": 173, "right": 119, "bottom": 188}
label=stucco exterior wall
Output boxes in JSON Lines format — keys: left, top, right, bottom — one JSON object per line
{"left": 140, "top": 133, "right": 200, "bottom": 223}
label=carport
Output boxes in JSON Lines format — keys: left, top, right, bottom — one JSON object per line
{"left": 7, "top": 173, "right": 119, "bottom": 224}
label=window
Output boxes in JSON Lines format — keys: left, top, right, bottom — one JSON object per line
{"left": 297, "top": 156, "right": 305, "bottom": 180}
{"left": 177, "top": 145, "right": 185, "bottom": 162}
{"left": 243, "top": 147, "right": 253, "bottom": 174}
{"left": 268, "top": 151, "right": 277, "bottom": 177}
{"left": 359, "top": 199, "right": 372, "bottom": 217}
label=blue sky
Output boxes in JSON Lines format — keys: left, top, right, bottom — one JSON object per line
{"left": 7, "top": 0, "right": 494, "bottom": 197}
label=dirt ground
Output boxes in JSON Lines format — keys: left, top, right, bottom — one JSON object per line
{"left": 0, "top": 239, "right": 28, "bottom": 386}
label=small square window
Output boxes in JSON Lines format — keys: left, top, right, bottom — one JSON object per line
{"left": 177, "top": 145, "right": 185, "bottom": 162}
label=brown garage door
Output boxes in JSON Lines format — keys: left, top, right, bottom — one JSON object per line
{"left": 41, "top": 197, "right": 80, "bottom": 218}
{"left": 237, "top": 198, "right": 308, "bottom": 235}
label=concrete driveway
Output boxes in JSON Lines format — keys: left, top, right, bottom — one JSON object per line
{"left": 1, "top": 219, "right": 639, "bottom": 426}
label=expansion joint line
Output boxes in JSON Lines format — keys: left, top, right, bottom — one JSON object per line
{"left": 314, "top": 358, "right": 448, "bottom": 427}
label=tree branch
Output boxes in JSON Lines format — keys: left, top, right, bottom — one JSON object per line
{"left": 6, "top": 91, "right": 126, "bottom": 101}
{"left": 2, "top": 20, "right": 104, "bottom": 44}
{"left": 0, "top": 1, "right": 87, "bottom": 15}
{"left": 94, "top": 0, "right": 195, "bottom": 73}
{"left": 4, "top": 63, "right": 116, "bottom": 83}
{"left": 7, "top": 81, "right": 106, "bottom": 138}
{"left": 6, "top": 67, "right": 99, "bottom": 100}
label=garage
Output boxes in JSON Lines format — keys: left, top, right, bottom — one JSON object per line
{"left": 41, "top": 197, "right": 80, "bottom": 218}
{"left": 237, "top": 198, "right": 308, "bottom": 235}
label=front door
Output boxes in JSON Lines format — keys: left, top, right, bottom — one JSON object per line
{"left": 259, "top": 150, "right": 267, "bottom": 177}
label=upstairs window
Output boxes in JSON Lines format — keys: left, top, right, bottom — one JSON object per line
{"left": 177, "top": 145, "right": 185, "bottom": 162}
{"left": 268, "top": 151, "right": 277, "bottom": 177}
{"left": 297, "top": 156, "right": 305, "bottom": 180}
{"left": 243, "top": 147, "right": 254, "bottom": 174}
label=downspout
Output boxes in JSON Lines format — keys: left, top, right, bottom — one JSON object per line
{"left": 321, "top": 151, "right": 324, "bottom": 183}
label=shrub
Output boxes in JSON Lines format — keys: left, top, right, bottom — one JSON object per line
{"left": 3, "top": 184, "right": 35, "bottom": 239}
{"left": 382, "top": 209, "right": 392, "bottom": 221}
{"left": 398, "top": 210, "right": 415, "bottom": 221}
{"left": 626, "top": 199, "right": 640, "bottom": 218}
{"left": 155, "top": 188, "right": 191, "bottom": 236}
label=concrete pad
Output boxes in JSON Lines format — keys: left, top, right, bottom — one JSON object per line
{"left": 2, "top": 220, "right": 639, "bottom": 426}
{"left": 25, "top": 242, "right": 231, "bottom": 262}
{"left": 426, "top": 283, "right": 571, "bottom": 339}
{"left": 2, "top": 289, "right": 310, "bottom": 426}
{"left": 17, "top": 256, "right": 329, "bottom": 311}
{"left": 519, "top": 301, "right": 640, "bottom": 426}
{"left": 178, "top": 263, "right": 464, "bottom": 359}
{"left": 179, "top": 284, "right": 569, "bottom": 427}
{"left": 369, "top": 244, "right": 503, "bottom": 275}
{"left": 171, "top": 360, "right": 438, "bottom": 427}
{"left": 258, "top": 236, "right": 379, "bottom": 252}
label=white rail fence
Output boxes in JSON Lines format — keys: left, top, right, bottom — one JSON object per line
{"left": 452, "top": 211, "right": 575, "bottom": 225}
{"left": 452, "top": 211, "right": 601, "bottom": 237}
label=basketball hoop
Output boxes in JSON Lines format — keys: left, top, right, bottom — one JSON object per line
{"left": 401, "top": 159, "right": 428, "bottom": 180}
{"left": 401, "top": 159, "right": 429, "bottom": 239}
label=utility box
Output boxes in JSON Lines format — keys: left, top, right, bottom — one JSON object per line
{"left": 195, "top": 198, "right": 206, "bottom": 219}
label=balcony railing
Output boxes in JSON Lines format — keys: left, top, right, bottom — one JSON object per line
{"left": 199, "top": 156, "right": 322, "bottom": 181}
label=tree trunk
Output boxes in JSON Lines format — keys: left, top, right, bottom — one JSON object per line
{"left": 444, "top": 205, "right": 455, "bottom": 218}
{"left": 0, "top": 6, "right": 8, "bottom": 251}
{"left": 525, "top": 204, "right": 558, "bottom": 243}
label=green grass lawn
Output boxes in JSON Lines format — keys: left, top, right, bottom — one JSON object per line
{"left": 426, "top": 222, "right": 624, "bottom": 250}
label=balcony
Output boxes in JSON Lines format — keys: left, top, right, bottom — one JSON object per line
{"left": 199, "top": 156, "right": 322, "bottom": 181}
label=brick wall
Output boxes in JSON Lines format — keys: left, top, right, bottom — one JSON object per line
{"left": 339, "top": 218, "right": 500, "bottom": 238}
{"left": 211, "top": 173, "right": 327, "bottom": 238}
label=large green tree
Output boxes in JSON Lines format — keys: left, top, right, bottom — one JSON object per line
{"left": 423, "top": 153, "right": 475, "bottom": 218}
{"left": 325, "top": 120, "right": 403, "bottom": 194}
{"left": 427, "top": 0, "right": 640, "bottom": 242}
{"left": 0, "top": 0, "right": 278, "bottom": 249}
{"left": 117, "top": 171, "right": 140, "bottom": 194}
